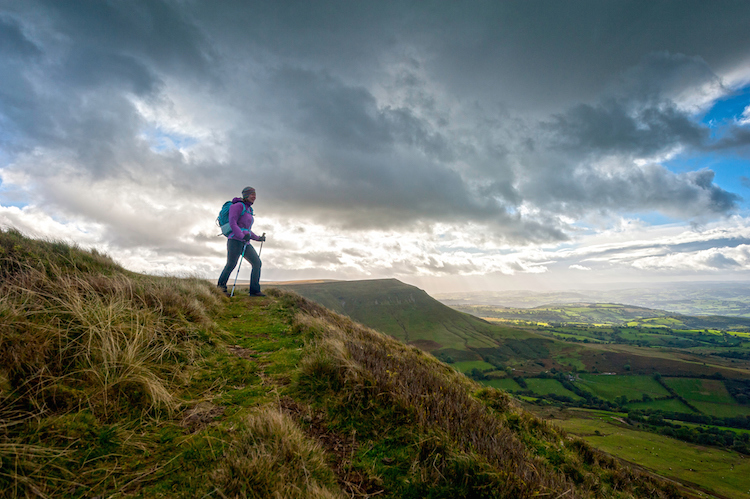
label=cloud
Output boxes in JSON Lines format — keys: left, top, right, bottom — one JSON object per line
{"left": 569, "top": 265, "right": 591, "bottom": 271}
{"left": 631, "top": 245, "right": 749, "bottom": 271}
{"left": 1, "top": 1, "right": 749, "bottom": 289}
{"left": 543, "top": 99, "right": 707, "bottom": 157}
{"left": 0, "top": 15, "right": 41, "bottom": 60}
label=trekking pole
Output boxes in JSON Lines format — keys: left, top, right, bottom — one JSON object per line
{"left": 258, "top": 233, "right": 266, "bottom": 257}
{"left": 230, "top": 242, "right": 248, "bottom": 298}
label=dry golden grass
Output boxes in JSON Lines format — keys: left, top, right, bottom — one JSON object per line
{"left": 0, "top": 263, "right": 220, "bottom": 419}
{"left": 0, "top": 229, "right": 224, "bottom": 496}
{"left": 214, "top": 405, "right": 343, "bottom": 499}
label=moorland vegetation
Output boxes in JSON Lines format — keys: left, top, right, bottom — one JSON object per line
{"left": 0, "top": 229, "right": 685, "bottom": 498}
{"left": 282, "top": 278, "right": 750, "bottom": 497}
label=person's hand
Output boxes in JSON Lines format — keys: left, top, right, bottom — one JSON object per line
{"left": 243, "top": 233, "right": 252, "bottom": 242}
{"left": 259, "top": 235, "right": 266, "bottom": 242}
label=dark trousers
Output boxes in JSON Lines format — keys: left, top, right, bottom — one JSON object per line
{"left": 217, "top": 239, "right": 262, "bottom": 294}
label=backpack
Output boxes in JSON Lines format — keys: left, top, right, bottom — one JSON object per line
{"left": 216, "top": 201, "right": 249, "bottom": 237}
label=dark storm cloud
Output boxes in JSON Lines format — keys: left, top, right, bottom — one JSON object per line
{"left": 0, "top": 0, "right": 213, "bottom": 150}
{"left": 543, "top": 99, "right": 707, "bottom": 157}
{"left": 38, "top": 0, "right": 212, "bottom": 78}
{"left": 524, "top": 164, "right": 738, "bottom": 217}
{"left": 262, "top": 64, "right": 454, "bottom": 162}
{"left": 412, "top": 2, "right": 750, "bottom": 113}
{"left": 0, "top": 15, "right": 40, "bottom": 59}
{"left": 540, "top": 53, "right": 724, "bottom": 158}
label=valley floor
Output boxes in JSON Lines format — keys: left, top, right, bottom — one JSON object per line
{"left": 528, "top": 406, "right": 750, "bottom": 499}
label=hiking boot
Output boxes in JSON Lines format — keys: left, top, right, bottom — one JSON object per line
{"left": 249, "top": 292, "right": 266, "bottom": 297}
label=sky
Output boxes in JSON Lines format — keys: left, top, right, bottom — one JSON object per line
{"left": 1, "top": 0, "right": 750, "bottom": 294}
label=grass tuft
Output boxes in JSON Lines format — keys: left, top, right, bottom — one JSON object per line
{"left": 214, "top": 405, "right": 342, "bottom": 499}
{"left": 0, "top": 229, "right": 223, "bottom": 496}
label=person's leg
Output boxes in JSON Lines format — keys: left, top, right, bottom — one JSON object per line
{"left": 243, "top": 244, "right": 262, "bottom": 295}
{"left": 217, "top": 239, "right": 244, "bottom": 291}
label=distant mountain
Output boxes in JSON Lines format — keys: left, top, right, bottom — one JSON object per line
{"left": 274, "top": 278, "right": 549, "bottom": 363}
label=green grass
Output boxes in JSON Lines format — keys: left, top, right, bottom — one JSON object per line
{"left": 276, "top": 279, "right": 535, "bottom": 353}
{"left": 691, "top": 401, "right": 750, "bottom": 418}
{"left": 552, "top": 409, "right": 750, "bottom": 499}
{"left": 660, "top": 378, "right": 750, "bottom": 417}
{"left": 480, "top": 378, "right": 523, "bottom": 391}
{"left": 663, "top": 378, "right": 736, "bottom": 404}
{"left": 577, "top": 375, "right": 671, "bottom": 401}
{"left": 452, "top": 360, "right": 496, "bottom": 373}
{"left": 525, "top": 379, "right": 582, "bottom": 400}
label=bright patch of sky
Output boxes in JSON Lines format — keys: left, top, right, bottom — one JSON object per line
{"left": 663, "top": 152, "right": 749, "bottom": 211}
{"left": 140, "top": 127, "right": 198, "bottom": 153}
{"left": 701, "top": 85, "right": 750, "bottom": 126}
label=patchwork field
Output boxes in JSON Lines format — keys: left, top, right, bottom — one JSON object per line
{"left": 577, "top": 374, "right": 671, "bottom": 401}
{"left": 525, "top": 378, "right": 582, "bottom": 399}
{"left": 546, "top": 408, "right": 750, "bottom": 499}
{"left": 665, "top": 378, "right": 750, "bottom": 417}
{"left": 665, "top": 378, "right": 736, "bottom": 404}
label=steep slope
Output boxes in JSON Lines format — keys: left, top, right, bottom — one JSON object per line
{"left": 275, "top": 278, "right": 545, "bottom": 358}
{"left": 0, "top": 229, "right": 687, "bottom": 498}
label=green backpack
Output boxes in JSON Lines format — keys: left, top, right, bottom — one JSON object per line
{"left": 216, "top": 201, "right": 249, "bottom": 237}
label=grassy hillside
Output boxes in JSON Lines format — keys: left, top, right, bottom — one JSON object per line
{"left": 0, "top": 229, "right": 685, "bottom": 498}
{"left": 275, "top": 279, "right": 524, "bottom": 349}
{"left": 275, "top": 279, "right": 564, "bottom": 369}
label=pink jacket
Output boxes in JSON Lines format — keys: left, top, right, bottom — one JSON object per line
{"left": 228, "top": 197, "right": 261, "bottom": 241}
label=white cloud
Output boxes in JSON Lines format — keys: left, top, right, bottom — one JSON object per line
{"left": 739, "top": 105, "right": 750, "bottom": 126}
{"left": 569, "top": 264, "right": 591, "bottom": 271}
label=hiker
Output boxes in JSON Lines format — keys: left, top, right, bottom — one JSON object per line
{"left": 217, "top": 186, "right": 266, "bottom": 296}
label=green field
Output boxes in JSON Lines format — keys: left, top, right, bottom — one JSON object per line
{"left": 577, "top": 374, "right": 671, "bottom": 401}
{"left": 525, "top": 378, "right": 582, "bottom": 400}
{"left": 626, "top": 398, "right": 696, "bottom": 413}
{"left": 692, "top": 401, "right": 750, "bottom": 418}
{"left": 665, "top": 378, "right": 736, "bottom": 404}
{"left": 662, "top": 378, "right": 750, "bottom": 417}
{"left": 452, "top": 360, "right": 495, "bottom": 373}
{"left": 551, "top": 409, "right": 750, "bottom": 499}
{"left": 480, "top": 378, "right": 523, "bottom": 391}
